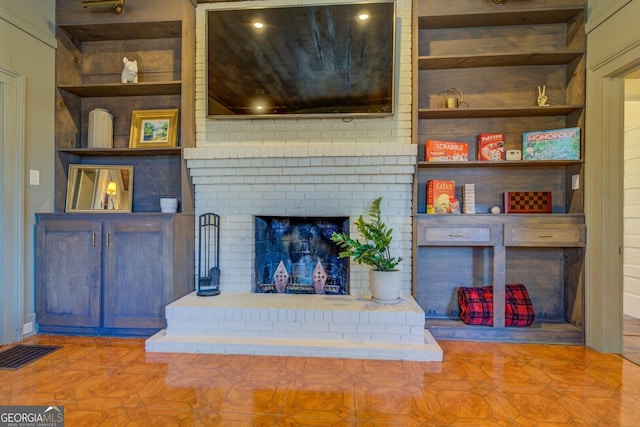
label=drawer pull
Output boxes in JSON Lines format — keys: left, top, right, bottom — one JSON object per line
{"left": 449, "top": 234, "right": 464, "bottom": 238}
{"left": 92, "top": 232, "right": 96, "bottom": 247}
{"left": 539, "top": 234, "right": 555, "bottom": 238}
{"left": 106, "top": 232, "right": 111, "bottom": 247}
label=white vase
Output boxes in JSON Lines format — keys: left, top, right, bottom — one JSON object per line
{"left": 369, "top": 270, "right": 402, "bottom": 304}
{"left": 87, "top": 108, "right": 114, "bottom": 149}
{"left": 160, "top": 197, "right": 179, "bottom": 213}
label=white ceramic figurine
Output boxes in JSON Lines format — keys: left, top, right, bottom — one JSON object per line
{"left": 121, "top": 57, "right": 138, "bottom": 83}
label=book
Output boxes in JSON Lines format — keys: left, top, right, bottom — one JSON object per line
{"left": 522, "top": 127, "right": 580, "bottom": 160}
{"left": 425, "top": 140, "right": 469, "bottom": 162}
{"left": 427, "top": 180, "right": 455, "bottom": 214}
{"left": 477, "top": 133, "right": 505, "bottom": 161}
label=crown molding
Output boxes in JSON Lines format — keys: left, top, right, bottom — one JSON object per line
{"left": 0, "top": 5, "right": 56, "bottom": 49}
{"left": 586, "top": 0, "right": 631, "bottom": 34}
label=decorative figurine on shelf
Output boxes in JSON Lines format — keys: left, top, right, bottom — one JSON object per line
{"left": 537, "top": 85, "right": 549, "bottom": 106}
{"left": 121, "top": 57, "right": 138, "bottom": 83}
{"left": 441, "top": 87, "right": 465, "bottom": 109}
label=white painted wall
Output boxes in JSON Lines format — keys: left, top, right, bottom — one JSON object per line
{"left": 0, "top": 1, "right": 56, "bottom": 341}
{"left": 585, "top": 0, "right": 640, "bottom": 352}
{"left": 624, "top": 82, "right": 640, "bottom": 319}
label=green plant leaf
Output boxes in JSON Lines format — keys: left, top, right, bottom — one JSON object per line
{"left": 329, "top": 197, "right": 402, "bottom": 271}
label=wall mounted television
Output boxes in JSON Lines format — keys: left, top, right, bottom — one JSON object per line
{"left": 206, "top": 1, "right": 396, "bottom": 119}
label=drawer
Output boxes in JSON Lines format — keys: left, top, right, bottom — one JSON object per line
{"left": 418, "top": 227, "right": 493, "bottom": 246}
{"left": 504, "top": 224, "right": 585, "bottom": 247}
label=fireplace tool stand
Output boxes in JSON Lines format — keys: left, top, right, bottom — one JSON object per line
{"left": 197, "top": 213, "right": 221, "bottom": 297}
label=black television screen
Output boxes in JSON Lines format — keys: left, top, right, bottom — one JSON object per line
{"left": 206, "top": 1, "right": 396, "bottom": 119}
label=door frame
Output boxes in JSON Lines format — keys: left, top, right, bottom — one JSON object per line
{"left": 0, "top": 64, "right": 26, "bottom": 344}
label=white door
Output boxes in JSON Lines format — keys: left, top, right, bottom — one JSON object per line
{"left": 0, "top": 65, "right": 25, "bottom": 344}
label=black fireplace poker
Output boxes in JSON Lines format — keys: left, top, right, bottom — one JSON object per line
{"left": 197, "top": 213, "right": 221, "bottom": 297}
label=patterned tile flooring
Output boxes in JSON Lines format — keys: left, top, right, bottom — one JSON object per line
{"left": 1, "top": 334, "right": 640, "bottom": 426}
{"left": 623, "top": 316, "right": 640, "bottom": 366}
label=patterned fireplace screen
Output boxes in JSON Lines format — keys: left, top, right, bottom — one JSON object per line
{"left": 254, "top": 216, "right": 349, "bottom": 295}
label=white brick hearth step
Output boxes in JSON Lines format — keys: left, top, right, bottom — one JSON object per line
{"left": 146, "top": 293, "right": 443, "bottom": 362}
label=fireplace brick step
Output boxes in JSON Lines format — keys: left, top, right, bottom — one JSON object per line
{"left": 146, "top": 292, "right": 443, "bottom": 362}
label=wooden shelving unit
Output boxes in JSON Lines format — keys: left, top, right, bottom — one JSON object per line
{"left": 35, "top": 0, "right": 196, "bottom": 337}
{"left": 412, "top": 0, "right": 586, "bottom": 344}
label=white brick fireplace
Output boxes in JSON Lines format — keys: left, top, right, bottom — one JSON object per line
{"left": 144, "top": 0, "right": 446, "bottom": 361}
{"left": 185, "top": 142, "right": 417, "bottom": 296}
{"left": 186, "top": 0, "right": 416, "bottom": 295}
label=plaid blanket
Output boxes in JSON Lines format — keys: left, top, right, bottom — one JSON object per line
{"left": 457, "top": 284, "right": 535, "bottom": 327}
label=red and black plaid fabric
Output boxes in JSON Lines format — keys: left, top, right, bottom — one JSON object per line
{"left": 458, "top": 286, "right": 494, "bottom": 326}
{"left": 457, "top": 284, "right": 535, "bottom": 327}
{"left": 504, "top": 283, "right": 535, "bottom": 326}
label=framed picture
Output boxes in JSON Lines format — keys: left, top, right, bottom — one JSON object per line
{"left": 129, "top": 109, "right": 179, "bottom": 148}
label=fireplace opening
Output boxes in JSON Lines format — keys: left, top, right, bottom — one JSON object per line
{"left": 254, "top": 216, "right": 349, "bottom": 295}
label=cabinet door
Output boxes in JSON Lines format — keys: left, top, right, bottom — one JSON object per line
{"left": 36, "top": 218, "right": 102, "bottom": 327}
{"left": 102, "top": 217, "right": 170, "bottom": 329}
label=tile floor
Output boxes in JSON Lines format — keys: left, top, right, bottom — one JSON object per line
{"left": 1, "top": 334, "right": 640, "bottom": 426}
{"left": 623, "top": 316, "right": 640, "bottom": 366}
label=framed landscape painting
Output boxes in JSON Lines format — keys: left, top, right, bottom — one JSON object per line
{"left": 129, "top": 109, "right": 179, "bottom": 148}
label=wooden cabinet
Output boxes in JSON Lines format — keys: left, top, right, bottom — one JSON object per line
{"left": 36, "top": 213, "right": 194, "bottom": 336}
{"left": 412, "top": 0, "right": 586, "bottom": 343}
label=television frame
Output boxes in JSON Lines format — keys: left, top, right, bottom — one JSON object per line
{"left": 205, "top": 0, "right": 397, "bottom": 120}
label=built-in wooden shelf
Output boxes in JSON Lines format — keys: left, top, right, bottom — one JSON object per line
{"left": 417, "top": 160, "right": 583, "bottom": 169}
{"left": 419, "top": 51, "right": 583, "bottom": 70}
{"left": 59, "top": 21, "right": 181, "bottom": 41}
{"left": 58, "top": 147, "right": 181, "bottom": 157}
{"left": 425, "top": 318, "right": 584, "bottom": 345}
{"left": 417, "top": 106, "right": 583, "bottom": 119}
{"left": 58, "top": 82, "right": 181, "bottom": 97}
{"left": 417, "top": 6, "right": 585, "bottom": 29}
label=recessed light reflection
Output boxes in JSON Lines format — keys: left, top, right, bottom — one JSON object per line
{"left": 251, "top": 98, "right": 270, "bottom": 113}
{"left": 357, "top": 12, "right": 369, "bottom": 21}
{"left": 252, "top": 20, "right": 264, "bottom": 29}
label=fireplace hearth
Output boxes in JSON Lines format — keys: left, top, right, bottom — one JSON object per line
{"left": 255, "top": 216, "right": 349, "bottom": 295}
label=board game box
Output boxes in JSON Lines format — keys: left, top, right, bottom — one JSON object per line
{"left": 425, "top": 140, "right": 469, "bottom": 162}
{"left": 503, "top": 191, "right": 552, "bottom": 214}
{"left": 477, "top": 133, "right": 505, "bottom": 161}
{"left": 522, "top": 127, "right": 580, "bottom": 160}
{"left": 427, "top": 180, "right": 455, "bottom": 214}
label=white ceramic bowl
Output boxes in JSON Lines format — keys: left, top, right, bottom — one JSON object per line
{"left": 160, "top": 197, "right": 178, "bottom": 213}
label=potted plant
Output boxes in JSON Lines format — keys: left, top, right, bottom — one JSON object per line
{"left": 330, "top": 197, "right": 403, "bottom": 303}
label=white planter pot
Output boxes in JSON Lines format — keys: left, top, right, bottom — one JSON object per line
{"left": 369, "top": 270, "right": 401, "bottom": 304}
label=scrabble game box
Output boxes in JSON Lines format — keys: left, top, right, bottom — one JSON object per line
{"left": 522, "top": 127, "right": 580, "bottom": 160}
{"left": 477, "top": 133, "right": 505, "bottom": 161}
{"left": 427, "top": 180, "right": 455, "bottom": 214}
{"left": 425, "top": 140, "right": 469, "bottom": 162}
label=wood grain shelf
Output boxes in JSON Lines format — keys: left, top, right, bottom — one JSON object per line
{"left": 58, "top": 147, "right": 182, "bottom": 157}
{"left": 418, "top": 51, "right": 583, "bottom": 70}
{"left": 59, "top": 21, "right": 182, "bottom": 41}
{"left": 417, "top": 106, "right": 583, "bottom": 119}
{"left": 425, "top": 318, "right": 584, "bottom": 345}
{"left": 58, "top": 82, "right": 181, "bottom": 97}
{"left": 417, "top": 160, "right": 582, "bottom": 168}
{"left": 417, "top": 6, "right": 584, "bottom": 30}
